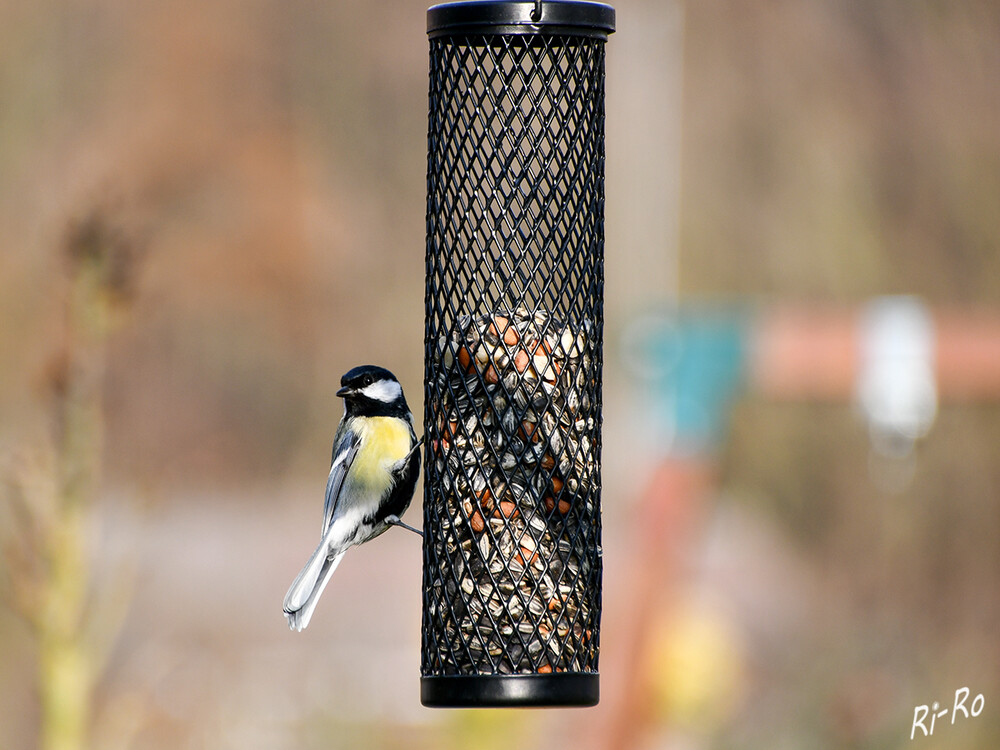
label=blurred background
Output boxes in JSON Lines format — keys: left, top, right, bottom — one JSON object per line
{"left": 1, "top": 0, "right": 998, "bottom": 748}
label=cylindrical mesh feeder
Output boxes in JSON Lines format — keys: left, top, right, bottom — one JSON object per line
{"left": 421, "top": 1, "right": 614, "bottom": 707}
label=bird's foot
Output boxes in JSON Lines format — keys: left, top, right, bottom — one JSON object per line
{"left": 385, "top": 514, "right": 423, "bottom": 537}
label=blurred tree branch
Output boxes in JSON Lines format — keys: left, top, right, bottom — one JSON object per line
{"left": 1, "top": 206, "right": 142, "bottom": 750}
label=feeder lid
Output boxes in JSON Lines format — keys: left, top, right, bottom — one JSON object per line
{"left": 428, "top": 1, "right": 615, "bottom": 40}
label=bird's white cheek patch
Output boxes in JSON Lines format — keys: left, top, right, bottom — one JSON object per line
{"left": 362, "top": 379, "right": 403, "bottom": 403}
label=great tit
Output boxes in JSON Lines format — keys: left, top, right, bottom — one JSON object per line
{"left": 283, "top": 365, "right": 421, "bottom": 631}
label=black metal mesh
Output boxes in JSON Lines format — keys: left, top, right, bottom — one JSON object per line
{"left": 421, "top": 27, "right": 606, "bottom": 686}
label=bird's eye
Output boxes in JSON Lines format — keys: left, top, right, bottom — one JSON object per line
{"left": 363, "top": 375, "right": 373, "bottom": 387}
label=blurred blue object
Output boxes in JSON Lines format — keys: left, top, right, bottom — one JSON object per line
{"left": 623, "top": 306, "right": 751, "bottom": 454}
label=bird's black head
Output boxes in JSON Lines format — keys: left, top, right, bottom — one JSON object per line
{"left": 337, "top": 365, "right": 410, "bottom": 417}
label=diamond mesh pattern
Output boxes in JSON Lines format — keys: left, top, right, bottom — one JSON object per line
{"left": 422, "top": 32, "right": 606, "bottom": 678}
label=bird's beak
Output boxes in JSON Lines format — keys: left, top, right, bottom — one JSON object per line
{"left": 336, "top": 386, "right": 353, "bottom": 398}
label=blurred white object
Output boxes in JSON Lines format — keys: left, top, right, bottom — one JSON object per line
{"left": 856, "top": 297, "right": 937, "bottom": 458}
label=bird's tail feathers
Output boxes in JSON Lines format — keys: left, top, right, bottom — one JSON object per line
{"left": 283, "top": 542, "right": 346, "bottom": 632}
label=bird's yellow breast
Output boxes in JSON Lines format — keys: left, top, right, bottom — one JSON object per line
{"left": 349, "top": 416, "right": 412, "bottom": 486}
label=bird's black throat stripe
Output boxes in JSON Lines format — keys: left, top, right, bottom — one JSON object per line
{"left": 345, "top": 396, "right": 413, "bottom": 419}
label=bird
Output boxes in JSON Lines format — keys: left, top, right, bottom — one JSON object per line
{"left": 283, "top": 365, "right": 421, "bottom": 632}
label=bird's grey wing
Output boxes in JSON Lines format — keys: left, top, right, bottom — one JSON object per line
{"left": 321, "top": 429, "right": 361, "bottom": 537}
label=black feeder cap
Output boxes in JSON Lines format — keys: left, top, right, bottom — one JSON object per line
{"left": 428, "top": 1, "right": 616, "bottom": 41}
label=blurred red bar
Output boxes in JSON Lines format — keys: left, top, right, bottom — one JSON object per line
{"left": 596, "top": 457, "right": 715, "bottom": 750}
{"left": 934, "top": 310, "right": 1000, "bottom": 400}
{"left": 749, "top": 306, "right": 1000, "bottom": 401}
{"left": 750, "top": 306, "right": 859, "bottom": 399}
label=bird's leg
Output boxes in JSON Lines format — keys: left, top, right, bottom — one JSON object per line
{"left": 404, "top": 438, "right": 424, "bottom": 461}
{"left": 385, "top": 514, "right": 423, "bottom": 537}
{"left": 390, "top": 438, "right": 424, "bottom": 475}
{"left": 385, "top": 439, "right": 425, "bottom": 537}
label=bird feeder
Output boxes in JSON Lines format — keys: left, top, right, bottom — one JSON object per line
{"left": 421, "top": 0, "right": 614, "bottom": 707}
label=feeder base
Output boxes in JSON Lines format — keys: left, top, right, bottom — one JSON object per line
{"left": 421, "top": 673, "right": 599, "bottom": 708}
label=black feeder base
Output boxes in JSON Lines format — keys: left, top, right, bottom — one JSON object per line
{"left": 421, "top": 674, "right": 599, "bottom": 708}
